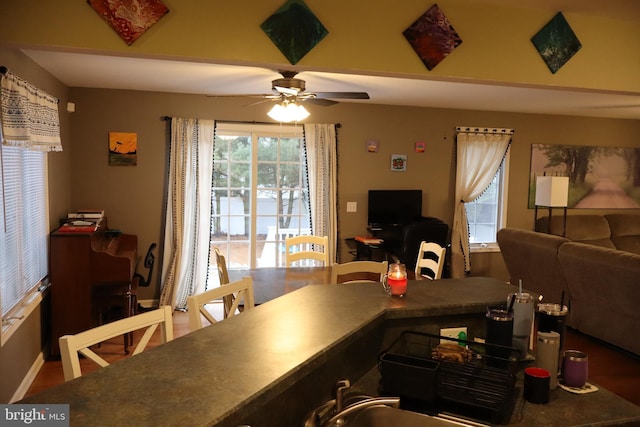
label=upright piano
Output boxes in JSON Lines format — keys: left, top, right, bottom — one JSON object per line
{"left": 49, "top": 221, "right": 137, "bottom": 356}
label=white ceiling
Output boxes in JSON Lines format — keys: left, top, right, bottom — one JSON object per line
{"left": 22, "top": 48, "right": 640, "bottom": 121}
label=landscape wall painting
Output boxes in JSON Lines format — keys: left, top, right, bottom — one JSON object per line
{"left": 109, "top": 132, "right": 137, "bottom": 166}
{"left": 529, "top": 144, "right": 640, "bottom": 209}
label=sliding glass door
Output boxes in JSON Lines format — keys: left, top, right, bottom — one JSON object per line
{"left": 212, "top": 123, "right": 310, "bottom": 272}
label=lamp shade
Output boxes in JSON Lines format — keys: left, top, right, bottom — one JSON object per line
{"left": 535, "top": 176, "right": 569, "bottom": 207}
{"left": 267, "top": 101, "right": 309, "bottom": 122}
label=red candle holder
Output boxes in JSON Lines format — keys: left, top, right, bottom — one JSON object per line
{"left": 386, "top": 263, "right": 407, "bottom": 297}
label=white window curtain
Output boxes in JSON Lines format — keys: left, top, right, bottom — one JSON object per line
{"left": 451, "top": 127, "right": 512, "bottom": 278}
{"left": 303, "top": 123, "right": 337, "bottom": 265}
{"left": 0, "top": 69, "right": 62, "bottom": 152}
{"left": 159, "top": 118, "right": 215, "bottom": 310}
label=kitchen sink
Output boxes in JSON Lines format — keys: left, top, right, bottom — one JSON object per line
{"left": 303, "top": 379, "right": 488, "bottom": 427}
{"left": 345, "top": 406, "right": 487, "bottom": 427}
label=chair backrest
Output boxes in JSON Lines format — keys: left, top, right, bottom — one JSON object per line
{"left": 331, "top": 261, "right": 388, "bottom": 284}
{"left": 214, "top": 247, "right": 234, "bottom": 316}
{"left": 214, "top": 247, "right": 230, "bottom": 285}
{"left": 414, "top": 241, "right": 446, "bottom": 280}
{"left": 186, "top": 277, "right": 255, "bottom": 332}
{"left": 285, "top": 235, "right": 329, "bottom": 267}
{"left": 400, "top": 219, "right": 449, "bottom": 270}
{"left": 59, "top": 306, "right": 174, "bottom": 382}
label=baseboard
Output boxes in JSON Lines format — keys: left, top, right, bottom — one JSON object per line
{"left": 10, "top": 351, "right": 45, "bottom": 403}
{"left": 138, "top": 298, "right": 159, "bottom": 309}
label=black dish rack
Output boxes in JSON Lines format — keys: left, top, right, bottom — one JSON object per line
{"left": 378, "top": 331, "right": 518, "bottom": 424}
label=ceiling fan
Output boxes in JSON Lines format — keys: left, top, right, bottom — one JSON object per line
{"left": 210, "top": 70, "right": 370, "bottom": 107}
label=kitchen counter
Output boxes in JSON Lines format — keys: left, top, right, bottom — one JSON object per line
{"left": 21, "top": 278, "right": 640, "bottom": 426}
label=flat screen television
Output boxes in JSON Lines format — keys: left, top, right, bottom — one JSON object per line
{"left": 368, "top": 190, "right": 422, "bottom": 226}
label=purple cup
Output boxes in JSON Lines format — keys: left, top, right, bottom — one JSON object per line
{"left": 562, "top": 350, "right": 588, "bottom": 388}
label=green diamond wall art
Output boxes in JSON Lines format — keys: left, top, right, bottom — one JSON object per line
{"left": 531, "top": 12, "right": 582, "bottom": 74}
{"left": 261, "top": 0, "right": 328, "bottom": 65}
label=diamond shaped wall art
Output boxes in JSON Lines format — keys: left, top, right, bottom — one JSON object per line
{"left": 88, "top": 0, "right": 169, "bottom": 46}
{"left": 531, "top": 12, "right": 582, "bottom": 74}
{"left": 261, "top": 0, "right": 328, "bottom": 65}
{"left": 403, "top": 4, "right": 462, "bottom": 71}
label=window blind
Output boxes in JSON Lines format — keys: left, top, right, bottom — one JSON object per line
{"left": 0, "top": 145, "right": 48, "bottom": 316}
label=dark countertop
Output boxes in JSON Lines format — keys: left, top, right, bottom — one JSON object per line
{"left": 21, "top": 277, "right": 640, "bottom": 426}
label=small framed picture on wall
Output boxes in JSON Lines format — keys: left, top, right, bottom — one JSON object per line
{"left": 109, "top": 132, "right": 138, "bottom": 166}
{"left": 366, "top": 139, "right": 379, "bottom": 153}
{"left": 391, "top": 154, "right": 407, "bottom": 172}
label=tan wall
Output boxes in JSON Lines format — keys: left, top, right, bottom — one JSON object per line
{"left": 1, "top": 1, "right": 639, "bottom": 93}
{"left": 67, "top": 87, "right": 640, "bottom": 292}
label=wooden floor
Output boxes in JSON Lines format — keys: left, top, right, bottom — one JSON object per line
{"left": 23, "top": 311, "right": 640, "bottom": 407}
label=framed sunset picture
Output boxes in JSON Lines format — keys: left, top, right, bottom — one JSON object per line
{"left": 109, "top": 132, "right": 137, "bottom": 166}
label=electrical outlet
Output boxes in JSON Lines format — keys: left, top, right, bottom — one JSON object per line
{"left": 440, "top": 327, "right": 468, "bottom": 346}
{"left": 346, "top": 201, "right": 357, "bottom": 213}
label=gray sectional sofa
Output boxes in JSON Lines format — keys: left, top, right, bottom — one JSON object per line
{"left": 497, "top": 213, "right": 640, "bottom": 356}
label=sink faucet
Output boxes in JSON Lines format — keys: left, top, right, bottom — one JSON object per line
{"left": 304, "top": 379, "right": 401, "bottom": 427}
{"left": 324, "top": 397, "right": 401, "bottom": 426}
{"left": 334, "top": 379, "right": 351, "bottom": 412}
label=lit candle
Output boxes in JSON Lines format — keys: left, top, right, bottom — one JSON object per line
{"left": 386, "top": 263, "right": 407, "bottom": 297}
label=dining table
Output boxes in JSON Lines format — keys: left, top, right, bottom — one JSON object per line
{"left": 228, "top": 266, "right": 332, "bottom": 305}
{"left": 228, "top": 264, "right": 416, "bottom": 305}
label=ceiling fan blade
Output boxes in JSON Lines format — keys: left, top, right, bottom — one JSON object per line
{"left": 274, "top": 86, "right": 300, "bottom": 96}
{"left": 206, "top": 94, "right": 273, "bottom": 99}
{"left": 243, "top": 98, "right": 275, "bottom": 107}
{"left": 305, "top": 98, "right": 339, "bottom": 107}
{"left": 314, "top": 92, "right": 370, "bottom": 100}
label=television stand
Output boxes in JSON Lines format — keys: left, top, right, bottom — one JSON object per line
{"left": 355, "top": 240, "right": 387, "bottom": 262}
{"left": 345, "top": 236, "right": 392, "bottom": 262}
{"left": 367, "top": 223, "right": 405, "bottom": 258}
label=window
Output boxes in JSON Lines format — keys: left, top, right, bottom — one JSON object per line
{"left": 212, "top": 123, "right": 310, "bottom": 272}
{"left": 0, "top": 146, "right": 49, "bottom": 319}
{"left": 465, "top": 154, "right": 509, "bottom": 250}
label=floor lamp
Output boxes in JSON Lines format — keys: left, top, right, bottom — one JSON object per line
{"left": 534, "top": 176, "right": 569, "bottom": 236}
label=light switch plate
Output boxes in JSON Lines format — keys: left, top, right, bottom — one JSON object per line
{"left": 346, "top": 202, "right": 357, "bottom": 213}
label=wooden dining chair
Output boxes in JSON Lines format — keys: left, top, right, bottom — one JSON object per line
{"left": 186, "top": 277, "right": 255, "bottom": 332}
{"left": 285, "top": 235, "right": 329, "bottom": 267}
{"left": 59, "top": 305, "right": 174, "bottom": 382}
{"left": 331, "top": 260, "right": 388, "bottom": 284}
{"left": 414, "top": 241, "right": 446, "bottom": 280}
{"left": 213, "top": 247, "right": 234, "bottom": 318}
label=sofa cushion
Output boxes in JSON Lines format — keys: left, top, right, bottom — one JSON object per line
{"left": 497, "top": 228, "right": 569, "bottom": 305}
{"left": 605, "top": 213, "right": 640, "bottom": 255}
{"left": 537, "top": 215, "right": 615, "bottom": 249}
{"left": 558, "top": 242, "right": 640, "bottom": 356}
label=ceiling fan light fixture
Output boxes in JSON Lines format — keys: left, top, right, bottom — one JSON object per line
{"left": 267, "top": 100, "right": 310, "bottom": 122}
